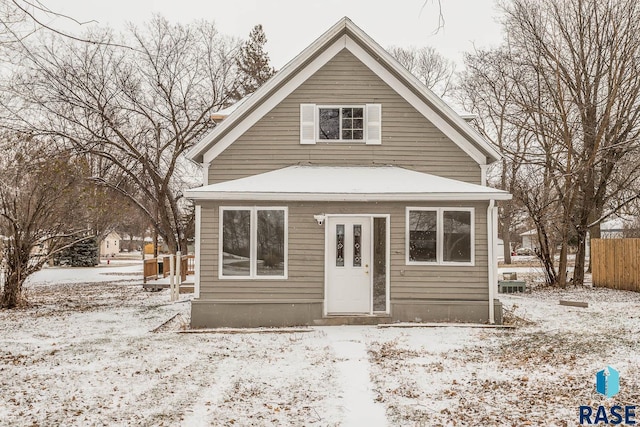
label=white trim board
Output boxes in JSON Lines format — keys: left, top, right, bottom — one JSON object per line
{"left": 190, "top": 18, "right": 501, "bottom": 166}
{"left": 185, "top": 166, "right": 512, "bottom": 202}
{"left": 344, "top": 38, "right": 486, "bottom": 165}
{"left": 322, "top": 214, "right": 391, "bottom": 316}
{"left": 190, "top": 192, "right": 511, "bottom": 202}
{"left": 194, "top": 205, "right": 201, "bottom": 298}
{"left": 217, "top": 206, "right": 289, "bottom": 280}
{"left": 203, "top": 37, "right": 347, "bottom": 164}
{"left": 405, "top": 207, "right": 476, "bottom": 267}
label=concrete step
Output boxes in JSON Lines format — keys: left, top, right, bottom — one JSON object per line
{"left": 313, "top": 315, "right": 392, "bottom": 326}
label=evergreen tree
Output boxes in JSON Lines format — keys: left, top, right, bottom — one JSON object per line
{"left": 55, "top": 237, "right": 99, "bottom": 267}
{"left": 231, "top": 24, "right": 276, "bottom": 102}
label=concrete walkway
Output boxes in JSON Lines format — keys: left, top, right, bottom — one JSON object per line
{"left": 321, "top": 326, "right": 388, "bottom": 426}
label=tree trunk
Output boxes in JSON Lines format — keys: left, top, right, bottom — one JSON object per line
{"left": 573, "top": 229, "right": 587, "bottom": 286}
{"left": 535, "top": 222, "right": 557, "bottom": 286}
{"left": 587, "top": 221, "right": 601, "bottom": 273}
{"left": 557, "top": 228, "right": 569, "bottom": 288}
{"left": 1, "top": 267, "right": 25, "bottom": 309}
{"left": 1, "top": 275, "right": 20, "bottom": 308}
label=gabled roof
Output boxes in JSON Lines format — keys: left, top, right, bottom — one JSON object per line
{"left": 188, "top": 17, "right": 502, "bottom": 166}
{"left": 184, "top": 165, "right": 512, "bottom": 201}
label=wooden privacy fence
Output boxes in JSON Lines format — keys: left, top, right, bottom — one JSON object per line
{"left": 591, "top": 238, "right": 640, "bottom": 291}
{"left": 160, "top": 255, "right": 190, "bottom": 281}
{"left": 143, "top": 258, "right": 158, "bottom": 283}
{"left": 147, "top": 254, "right": 195, "bottom": 283}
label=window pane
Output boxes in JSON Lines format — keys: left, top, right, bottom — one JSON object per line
{"left": 342, "top": 118, "right": 352, "bottom": 129}
{"left": 353, "top": 130, "right": 363, "bottom": 140}
{"left": 319, "top": 108, "right": 339, "bottom": 140}
{"left": 409, "top": 211, "right": 437, "bottom": 262}
{"left": 257, "top": 210, "right": 285, "bottom": 276}
{"left": 373, "top": 218, "right": 386, "bottom": 311}
{"left": 353, "top": 118, "right": 363, "bottom": 130}
{"left": 353, "top": 224, "right": 362, "bottom": 267}
{"left": 443, "top": 211, "right": 472, "bottom": 262}
{"left": 336, "top": 224, "right": 345, "bottom": 267}
{"left": 353, "top": 108, "right": 363, "bottom": 118}
{"left": 222, "top": 210, "right": 251, "bottom": 276}
{"left": 342, "top": 108, "right": 353, "bottom": 118}
{"left": 342, "top": 129, "right": 353, "bottom": 140}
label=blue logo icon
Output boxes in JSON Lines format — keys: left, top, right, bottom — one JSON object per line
{"left": 596, "top": 366, "right": 620, "bottom": 398}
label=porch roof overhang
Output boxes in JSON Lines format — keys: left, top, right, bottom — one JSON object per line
{"left": 185, "top": 166, "right": 512, "bottom": 202}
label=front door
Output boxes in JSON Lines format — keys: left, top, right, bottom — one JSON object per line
{"left": 327, "top": 216, "right": 371, "bottom": 313}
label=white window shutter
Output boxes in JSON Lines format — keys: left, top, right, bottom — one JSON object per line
{"left": 366, "top": 104, "right": 382, "bottom": 145}
{"left": 300, "top": 104, "right": 316, "bottom": 144}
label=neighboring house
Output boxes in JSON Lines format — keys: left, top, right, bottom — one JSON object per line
{"left": 100, "top": 231, "right": 122, "bottom": 257}
{"left": 600, "top": 218, "right": 626, "bottom": 239}
{"left": 185, "top": 18, "right": 511, "bottom": 328}
{"left": 496, "top": 238, "right": 507, "bottom": 260}
{"left": 520, "top": 229, "right": 540, "bottom": 252}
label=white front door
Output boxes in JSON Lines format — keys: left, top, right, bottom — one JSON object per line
{"left": 327, "top": 216, "right": 371, "bottom": 314}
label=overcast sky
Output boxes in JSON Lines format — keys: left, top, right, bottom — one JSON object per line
{"left": 42, "top": 0, "right": 504, "bottom": 69}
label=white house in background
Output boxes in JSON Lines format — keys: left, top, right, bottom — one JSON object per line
{"left": 520, "top": 229, "right": 539, "bottom": 251}
{"left": 600, "top": 218, "right": 626, "bottom": 239}
{"left": 100, "top": 231, "right": 122, "bottom": 257}
{"left": 496, "top": 238, "right": 504, "bottom": 259}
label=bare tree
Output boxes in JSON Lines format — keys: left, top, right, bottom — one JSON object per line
{"left": 388, "top": 45, "right": 455, "bottom": 97}
{"left": 0, "top": 133, "right": 89, "bottom": 307}
{"left": 459, "top": 0, "right": 640, "bottom": 285}
{"left": 8, "top": 17, "right": 239, "bottom": 254}
{"left": 458, "top": 48, "right": 531, "bottom": 265}
{"left": 0, "top": 1, "right": 130, "bottom": 47}
{"left": 500, "top": 0, "right": 640, "bottom": 285}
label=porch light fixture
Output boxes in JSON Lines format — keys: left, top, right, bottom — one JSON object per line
{"left": 314, "top": 214, "right": 326, "bottom": 225}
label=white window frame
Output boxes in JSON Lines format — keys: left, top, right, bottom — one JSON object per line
{"left": 219, "top": 206, "right": 288, "bottom": 280}
{"left": 405, "top": 207, "right": 475, "bottom": 266}
{"left": 316, "top": 105, "right": 366, "bottom": 143}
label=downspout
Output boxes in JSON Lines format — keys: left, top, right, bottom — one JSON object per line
{"left": 194, "top": 162, "right": 210, "bottom": 300}
{"left": 487, "top": 199, "right": 495, "bottom": 324}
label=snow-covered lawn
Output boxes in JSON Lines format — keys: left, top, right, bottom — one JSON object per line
{"left": 2, "top": 266, "right": 640, "bottom": 426}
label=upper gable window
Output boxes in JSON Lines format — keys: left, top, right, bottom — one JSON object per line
{"left": 318, "top": 106, "right": 364, "bottom": 141}
{"left": 300, "top": 103, "right": 381, "bottom": 145}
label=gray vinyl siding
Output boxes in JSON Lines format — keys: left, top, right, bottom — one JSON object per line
{"left": 208, "top": 49, "right": 481, "bottom": 185}
{"left": 197, "top": 201, "right": 489, "bottom": 303}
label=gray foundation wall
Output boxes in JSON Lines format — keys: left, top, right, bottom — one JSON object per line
{"left": 190, "top": 299, "right": 503, "bottom": 328}
{"left": 191, "top": 300, "right": 323, "bottom": 328}
{"left": 391, "top": 299, "right": 503, "bottom": 325}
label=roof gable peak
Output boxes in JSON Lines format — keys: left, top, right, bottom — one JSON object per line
{"left": 188, "top": 17, "right": 501, "bottom": 165}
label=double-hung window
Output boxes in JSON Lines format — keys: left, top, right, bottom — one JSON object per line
{"left": 300, "top": 103, "right": 381, "bottom": 145}
{"left": 318, "top": 106, "right": 364, "bottom": 141}
{"left": 220, "top": 207, "right": 288, "bottom": 279}
{"left": 406, "top": 208, "right": 474, "bottom": 265}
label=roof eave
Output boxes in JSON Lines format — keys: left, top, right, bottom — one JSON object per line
{"left": 187, "top": 18, "right": 353, "bottom": 163}
{"left": 188, "top": 17, "right": 502, "bottom": 165}
{"left": 341, "top": 21, "right": 502, "bottom": 163}
{"left": 184, "top": 191, "right": 513, "bottom": 202}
